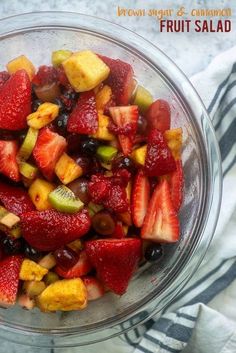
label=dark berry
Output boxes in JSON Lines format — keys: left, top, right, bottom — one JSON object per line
{"left": 80, "top": 138, "right": 100, "bottom": 156}
{"left": 112, "top": 156, "right": 136, "bottom": 174}
{"left": 54, "top": 247, "right": 78, "bottom": 270}
{"left": 53, "top": 97, "right": 65, "bottom": 112}
{"left": 60, "top": 89, "right": 78, "bottom": 112}
{"left": 32, "top": 99, "right": 42, "bottom": 112}
{"left": 24, "top": 243, "right": 43, "bottom": 262}
{"left": 54, "top": 113, "right": 69, "bottom": 135}
{"left": 144, "top": 244, "right": 163, "bottom": 262}
{"left": 2, "top": 237, "right": 23, "bottom": 255}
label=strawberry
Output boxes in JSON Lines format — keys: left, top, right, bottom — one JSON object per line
{"left": 109, "top": 106, "right": 138, "bottom": 155}
{"left": 21, "top": 209, "right": 91, "bottom": 251}
{"left": 55, "top": 250, "right": 92, "bottom": 278}
{"left": 85, "top": 238, "right": 142, "bottom": 295}
{"left": 33, "top": 127, "right": 67, "bottom": 181}
{"left": 67, "top": 91, "right": 98, "bottom": 134}
{"left": 0, "top": 71, "right": 10, "bottom": 88}
{"left": 145, "top": 129, "right": 176, "bottom": 177}
{"left": 99, "top": 56, "right": 135, "bottom": 105}
{"left": 169, "top": 160, "right": 184, "bottom": 211}
{"left": 0, "top": 70, "right": 31, "bottom": 131}
{"left": 0, "top": 255, "right": 23, "bottom": 307}
{"left": 111, "top": 221, "right": 126, "bottom": 238}
{"left": 131, "top": 171, "right": 150, "bottom": 227}
{"left": 82, "top": 276, "right": 105, "bottom": 300}
{"left": 0, "top": 140, "right": 20, "bottom": 182}
{"left": 141, "top": 179, "right": 180, "bottom": 243}
{"left": 0, "top": 182, "right": 35, "bottom": 216}
{"left": 146, "top": 99, "right": 171, "bottom": 132}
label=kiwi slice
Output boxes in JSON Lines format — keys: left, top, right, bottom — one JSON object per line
{"left": 51, "top": 50, "right": 72, "bottom": 67}
{"left": 96, "top": 145, "right": 118, "bottom": 163}
{"left": 133, "top": 85, "right": 153, "bottom": 114}
{"left": 18, "top": 127, "right": 39, "bottom": 161}
{"left": 19, "top": 162, "right": 38, "bottom": 180}
{"left": 48, "top": 185, "right": 84, "bottom": 214}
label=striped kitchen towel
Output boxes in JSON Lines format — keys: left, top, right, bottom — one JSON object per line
{"left": 122, "top": 45, "right": 236, "bottom": 353}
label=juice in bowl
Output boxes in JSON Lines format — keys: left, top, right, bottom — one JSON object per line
{"left": 0, "top": 12, "right": 221, "bottom": 348}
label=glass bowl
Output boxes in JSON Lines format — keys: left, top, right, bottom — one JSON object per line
{"left": 0, "top": 12, "right": 222, "bottom": 348}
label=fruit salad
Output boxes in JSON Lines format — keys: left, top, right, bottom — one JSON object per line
{"left": 0, "top": 50, "right": 183, "bottom": 312}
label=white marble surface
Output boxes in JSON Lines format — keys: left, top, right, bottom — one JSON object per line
{"left": 0, "top": 0, "right": 235, "bottom": 352}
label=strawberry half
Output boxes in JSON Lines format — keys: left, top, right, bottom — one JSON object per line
{"left": 21, "top": 209, "right": 91, "bottom": 251}
{"left": 82, "top": 276, "right": 105, "bottom": 301}
{"left": 109, "top": 106, "right": 138, "bottom": 155}
{"left": 85, "top": 238, "right": 142, "bottom": 295}
{"left": 131, "top": 171, "right": 150, "bottom": 227}
{"left": 141, "top": 179, "right": 180, "bottom": 243}
{"left": 0, "top": 70, "right": 31, "bottom": 131}
{"left": 55, "top": 251, "right": 92, "bottom": 279}
{"left": 169, "top": 160, "right": 184, "bottom": 211}
{"left": 0, "top": 140, "right": 20, "bottom": 182}
{"left": 33, "top": 127, "right": 67, "bottom": 181}
{"left": 67, "top": 91, "right": 98, "bottom": 134}
{"left": 0, "top": 255, "right": 23, "bottom": 307}
{"left": 100, "top": 56, "right": 135, "bottom": 105}
{"left": 146, "top": 99, "right": 171, "bottom": 132}
{"left": 0, "top": 182, "right": 35, "bottom": 216}
{"left": 145, "top": 129, "right": 176, "bottom": 177}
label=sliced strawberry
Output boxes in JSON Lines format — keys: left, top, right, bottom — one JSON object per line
{"left": 0, "top": 71, "right": 10, "bottom": 89}
{"left": 33, "top": 127, "right": 67, "bottom": 181}
{"left": 55, "top": 250, "right": 92, "bottom": 278}
{"left": 145, "top": 129, "right": 176, "bottom": 177}
{"left": 67, "top": 91, "right": 98, "bottom": 134}
{"left": 146, "top": 99, "right": 171, "bottom": 132}
{"left": 131, "top": 171, "right": 150, "bottom": 227}
{"left": 169, "top": 160, "right": 184, "bottom": 211}
{"left": 0, "top": 182, "right": 35, "bottom": 216}
{"left": 111, "top": 221, "right": 126, "bottom": 238}
{"left": 109, "top": 106, "right": 138, "bottom": 155}
{"left": 21, "top": 209, "right": 91, "bottom": 251}
{"left": 141, "top": 179, "right": 180, "bottom": 243}
{"left": 99, "top": 56, "right": 135, "bottom": 105}
{"left": 0, "top": 255, "right": 23, "bottom": 307}
{"left": 82, "top": 276, "right": 105, "bottom": 300}
{"left": 0, "top": 140, "right": 20, "bottom": 182}
{"left": 0, "top": 70, "right": 31, "bottom": 131}
{"left": 85, "top": 238, "right": 142, "bottom": 295}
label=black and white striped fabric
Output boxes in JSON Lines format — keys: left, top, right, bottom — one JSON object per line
{"left": 120, "top": 46, "right": 236, "bottom": 353}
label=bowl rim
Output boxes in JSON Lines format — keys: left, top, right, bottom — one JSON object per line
{"left": 0, "top": 11, "right": 222, "bottom": 347}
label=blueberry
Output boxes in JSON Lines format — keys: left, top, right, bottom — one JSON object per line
{"left": 24, "top": 243, "right": 43, "bottom": 262}
{"left": 80, "top": 138, "right": 100, "bottom": 156}
{"left": 32, "top": 99, "right": 42, "bottom": 112}
{"left": 53, "top": 97, "right": 65, "bottom": 112}
{"left": 2, "top": 237, "right": 23, "bottom": 255}
{"left": 144, "top": 244, "right": 163, "bottom": 262}
{"left": 55, "top": 113, "right": 69, "bottom": 131}
{"left": 112, "top": 156, "right": 136, "bottom": 174}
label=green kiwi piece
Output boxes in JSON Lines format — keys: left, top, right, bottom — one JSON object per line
{"left": 51, "top": 50, "right": 72, "bottom": 67}
{"left": 133, "top": 85, "right": 153, "bottom": 114}
{"left": 48, "top": 185, "right": 84, "bottom": 214}
{"left": 19, "top": 162, "right": 38, "bottom": 180}
{"left": 18, "top": 127, "right": 39, "bottom": 161}
{"left": 96, "top": 145, "right": 118, "bottom": 163}
{"left": 44, "top": 272, "right": 59, "bottom": 286}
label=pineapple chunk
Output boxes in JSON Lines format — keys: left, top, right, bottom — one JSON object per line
{"left": 37, "top": 279, "right": 88, "bottom": 312}
{"left": 91, "top": 113, "right": 115, "bottom": 141}
{"left": 55, "top": 153, "right": 83, "bottom": 184}
{"left": 67, "top": 239, "right": 83, "bottom": 253}
{"left": 131, "top": 145, "right": 147, "bottom": 166}
{"left": 0, "top": 206, "right": 20, "bottom": 229}
{"left": 27, "top": 103, "right": 59, "bottom": 129}
{"left": 29, "top": 178, "right": 55, "bottom": 211}
{"left": 62, "top": 50, "right": 110, "bottom": 92}
{"left": 7, "top": 55, "right": 35, "bottom": 81}
{"left": 96, "top": 85, "right": 112, "bottom": 112}
{"left": 164, "top": 128, "right": 183, "bottom": 160}
{"left": 20, "top": 259, "right": 48, "bottom": 281}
